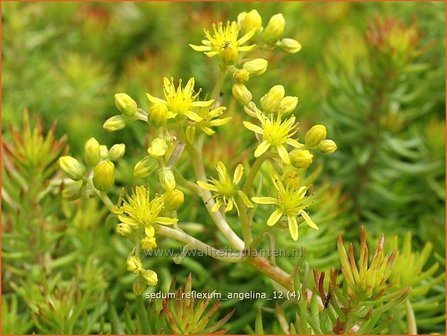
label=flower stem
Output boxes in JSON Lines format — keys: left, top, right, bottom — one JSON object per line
{"left": 247, "top": 255, "right": 294, "bottom": 291}
{"left": 155, "top": 225, "right": 243, "bottom": 263}
{"left": 186, "top": 143, "right": 244, "bottom": 250}
{"left": 211, "top": 69, "right": 227, "bottom": 102}
{"left": 84, "top": 176, "right": 115, "bottom": 211}
{"left": 235, "top": 197, "right": 253, "bottom": 247}
{"left": 243, "top": 154, "right": 267, "bottom": 195}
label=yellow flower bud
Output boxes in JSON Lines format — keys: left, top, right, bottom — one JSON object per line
{"left": 149, "top": 103, "right": 168, "bottom": 128}
{"left": 262, "top": 13, "right": 285, "bottom": 45}
{"left": 59, "top": 156, "right": 85, "bottom": 181}
{"left": 278, "top": 96, "right": 298, "bottom": 114}
{"left": 133, "top": 277, "right": 147, "bottom": 296}
{"left": 290, "top": 149, "right": 313, "bottom": 169}
{"left": 134, "top": 156, "right": 158, "bottom": 177}
{"left": 115, "top": 93, "right": 137, "bottom": 116}
{"left": 239, "top": 9, "right": 262, "bottom": 37}
{"left": 260, "top": 85, "right": 285, "bottom": 114}
{"left": 159, "top": 167, "right": 176, "bottom": 191}
{"left": 62, "top": 180, "right": 83, "bottom": 201}
{"left": 93, "top": 160, "right": 115, "bottom": 192}
{"left": 126, "top": 256, "right": 143, "bottom": 274}
{"left": 318, "top": 139, "right": 337, "bottom": 154}
{"left": 186, "top": 125, "right": 196, "bottom": 144}
{"left": 232, "top": 84, "right": 252, "bottom": 105}
{"left": 243, "top": 58, "right": 268, "bottom": 76}
{"left": 233, "top": 69, "right": 250, "bottom": 83}
{"left": 84, "top": 137, "right": 101, "bottom": 167}
{"left": 116, "top": 223, "right": 132, "bottom": 237}
{"left": 147, "top": 138, "right": 168, "bottom": 157}
{"left": 103, "top": 115, "right": 127, "bottom": 132}
{"left": 109, "top": 144, "right": 126, "bottom": 162}
{"left": 141, "top": 236, "right": 157, "bottom": 251}
{"left": 142, "top": 269, "right": 158, "bottom": 286}
{"left": 277, "top": 38, "right": 302, "bottom": 54}
{"left": 305, "top": 125, "right": 327, "bottom": 148}
{"left": 163, "top": 189, "right": 184, "bottom": 211}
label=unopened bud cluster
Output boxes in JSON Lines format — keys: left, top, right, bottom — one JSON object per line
{"left": 59, "top": 137, "right": 125, "bottom": 199}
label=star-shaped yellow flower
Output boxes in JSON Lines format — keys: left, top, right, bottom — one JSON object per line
{"left": 252, "top": 174, "right": 318, "bottom": 241}
{"left": 190, "top": 21, "right": 256, "bottom": 65}
{"left": 197, "top": 161, "right": 253, "bottom": 213}
{"left": 113, "top": 185, "right": 177, "bottom": 238}
{"left": 243, "top": 110, "right": 302, "bottom": 164}
{"left": 146, "top": 77, "right": 208, "bottom": 122}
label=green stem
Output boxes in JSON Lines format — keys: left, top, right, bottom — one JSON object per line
{"left": 250, "top": 226, "right": 274, "bottom": 249}
{"left": 243, "top": 154, "right": 267, "bottom": 195}
{"left": 406, "top": 299, "right": 417, "bottom": 335}
{"left": 235, "top": 197, "right": 253, "bottom": 247}
{"left": 211, "top": 69, "right": 227, "bottom": 102}
{"left": 84, "top": 176, "right": 115, "bottom": 211}
{"left": 173, "top": 168, "right": 201, "bottom": 194}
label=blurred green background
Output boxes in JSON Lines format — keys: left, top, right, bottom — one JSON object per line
{"left": 2, "top": 2, "right": 445, "bottom": 334}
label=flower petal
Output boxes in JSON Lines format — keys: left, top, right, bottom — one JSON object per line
{"left": 237, "top": 28, "right": 256, "bottom": 45}
{"left": 254, "top": 141, "right": 270, "bottom": 157}
{"left": 287, "top": 138, "right": 304, "bottom": 148}
{"left": 267, "top": 209, "right": 283, "bottom": 226}
{"left": 288, "top": 215, "right": 299, "bottom": 241}
{"left": 239, "top": 44, "right": 256, "bottom": 52}
{"left": 252, "top": 196, "right": 278, "bottom": 205}
{"left": 200, "top": 126, "right": 215, "bottom": 135}
{"left": 189, "top": 44, "right": 212, "bottom": 52}
{"left": 225, "top": 198, "right": 234, "bottom": 212}
{"left": 233, "top": 164, "right": 244, "bottom": 184}
{"left": 211, "top": 198, "right": 223, "bottom": 212}
{"left": 146, "top": 93, "right": 166, "bottom": 105}
{"left": 277, "top": 145, "right": 290, "bottom": 164}
{"left": 300, "top": 210, "right": 319, "bottom": 230}
{"left": 197, "top": 181, "right": 218, "bottom": 192}
{"left": 209, "top": 117, "right": 232, "bottom": 126}
{"left": 192, "top": 99, "right": 214, "bottom": 108}
{"left": 238, "top": 190, "right": 254, "bottom": 208}
{"left": 157, "top": 217, "right": 178, "bottom": 225}
{"left": 216, "top": 161, "right": 228, "bottom": 181}
{"left": 185, "top": 111, "right": 203, "bottom": 122}
{"left": 145, "top": 225, "right": 155, "bottom": 237}
{"left": 205, "top": 51, "right": 219, "bottom": 57}
{"left": 243, "top": 121, "right": 263, "bottom": 134}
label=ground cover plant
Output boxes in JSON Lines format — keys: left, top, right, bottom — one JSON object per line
{"left": 2, "top": 2, "right": 445, "bottom": 334}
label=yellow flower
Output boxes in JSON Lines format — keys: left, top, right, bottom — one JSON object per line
{"left": 197, "top": 161, "right": 253, "bottom": 213}
{"left": 190, "top": 21, "right": 256, "bottom": 65}
{"left": 113, "top": 185, "right": 177, "bottom": 236}
{"left": 141, "top": 235, "right": 157, "bottom": 251}
{"left": 243, "top": 110, "right": 302, "bottom": 164}
{"left": 192, "top": 100, "right": 232, "bottom": 136}
{"left": 146, "top": 77, "right": 205, "bottom": 122}
{"left": 252, "top": 174, "right": 318, "bottom": 241}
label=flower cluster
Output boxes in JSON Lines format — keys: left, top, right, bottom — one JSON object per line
{"left": 113, "top": 185, "right": 179, "bottom": 293}
{"left": 190, "top": 10, "right": 301, "bottom": 85}
{"left": 59, "top": 137, "right": 125, "bottom": 199}
{"left": 59, "top": 9, "right": 339, "bottom": 297}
